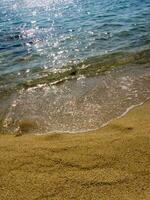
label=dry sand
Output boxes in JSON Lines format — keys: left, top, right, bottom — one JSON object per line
{"left": 0, "top": 101, "right": 150, "bottom": 200}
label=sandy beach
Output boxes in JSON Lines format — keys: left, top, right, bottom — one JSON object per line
{"left": 0, "top": 101, "right": 150, "bottom": 200}
{"left": 0, "top": 1, "right": 150, "bottom": 199}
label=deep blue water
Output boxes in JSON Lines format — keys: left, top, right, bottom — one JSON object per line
{"left": 0, "top": 0, "right": 150, "bottom": 82}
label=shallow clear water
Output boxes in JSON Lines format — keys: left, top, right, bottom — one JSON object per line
{"left": 0, "top": 0, "right": 150, "bottom": 133}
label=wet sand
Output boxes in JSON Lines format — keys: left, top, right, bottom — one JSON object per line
{"left": 0, "top": 101, "right": 150, "bottom": 200}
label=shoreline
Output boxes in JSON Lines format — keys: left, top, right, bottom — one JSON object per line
{"left": 100, "top": 96, "right": 150, "bottom": 129}
{"left": 1, "top": 62, "right": 150, "bottom": 134}
{"left": 34, "top": 97, "right": 150, "bottom": 135}
{"left": 0, "top": 100, "right": 150, "bottom": 199}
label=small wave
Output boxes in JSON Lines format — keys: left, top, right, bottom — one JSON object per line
{"left": 0, "top": 61, "right": 150, "bottom": 134}
{"left": 0, "top": 48, "right": 150, "bottom": 94}
{"left": 16, "top": 48, "right": 150, "bottom": 88}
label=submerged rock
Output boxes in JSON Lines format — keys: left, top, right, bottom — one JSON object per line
{"left": 18, "top": 119, "right": 38, "bottom": 133}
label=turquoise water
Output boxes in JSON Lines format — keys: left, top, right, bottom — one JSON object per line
{"left": 0, "top": 0, "right": 150, "bottom": 133}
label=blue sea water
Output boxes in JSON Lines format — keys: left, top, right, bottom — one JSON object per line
{"left": 0, "top": 0, "right": 150, "bottom": 133}
{"left": 0, "top": 0, "right": 150, "bottom": 80}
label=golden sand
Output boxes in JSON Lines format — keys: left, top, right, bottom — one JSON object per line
{"left": 0, "top": 101, "right": 150, "bottom": 200}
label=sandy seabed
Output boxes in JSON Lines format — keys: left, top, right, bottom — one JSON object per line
{"left": 0, "top": 101, "right": 150, "bottom": 200}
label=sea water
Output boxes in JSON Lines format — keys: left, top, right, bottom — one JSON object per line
{"left": 0, "top": 0, "right": 150, "bottom": 133}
